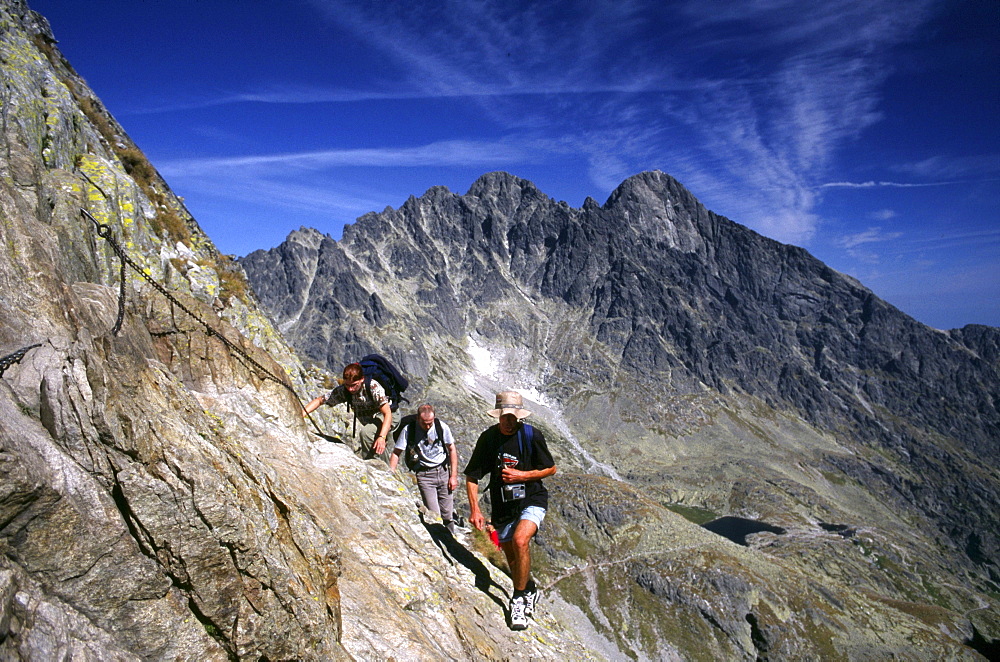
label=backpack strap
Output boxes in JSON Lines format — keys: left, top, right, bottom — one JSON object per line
{"left": 517, "top": 423, "right": 534, "bottom": 464}
{"left": 406, "top": 418, "right": 419, "bottom": 449}
{"left": 435, "top": 419, "right": 448, "bottom": 468}
{"left": 352, "top": 377, "right": 374, "bottom": 437}
{"left": 341, "top": 378, "right": 371, "bottom": 437}
{"left": 401, "top": 417, "right": 419, "bottom": 471}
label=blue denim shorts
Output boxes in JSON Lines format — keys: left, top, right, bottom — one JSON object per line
{"left": 496, "top": 506, "right": 546, "bottom": 543}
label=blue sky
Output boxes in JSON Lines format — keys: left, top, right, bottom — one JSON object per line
{"left": 32, "top": 0, "right": 999, "bottom": 330}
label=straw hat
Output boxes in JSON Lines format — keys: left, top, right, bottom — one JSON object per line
{"left": 487, "top": 390, "right": 532, "bottom": 419}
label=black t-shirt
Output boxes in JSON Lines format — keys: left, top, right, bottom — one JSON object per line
{"left": 464, "top": 422, "right": 555, "bottom": 525}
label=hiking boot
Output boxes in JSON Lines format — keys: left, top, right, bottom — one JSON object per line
{"left": 524, "top": 586, "right": 540, "bottom": 618}
{"left": 509, "top": 595, "right": 528, "bottom": 630}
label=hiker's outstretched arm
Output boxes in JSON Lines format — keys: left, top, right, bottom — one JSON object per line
{"left": 501, "top": 465, "right": 557, "bottom": 483}
{"left": 466, "top": 478, "right": 485, "bottom": 530}
{"left": 388, "top": 448, "right": 402, "bottom": 472}
{"left": 378, "top": 403, "right": 392, "bottom": 437}
{"left": 447, "top": 443, "right": 458, "bottom": 491}
{"left": 373, "top": 403, "right": 393, "bottom": 454}
{"left": 302, "top": 396, "right": 325, "bottom": 416}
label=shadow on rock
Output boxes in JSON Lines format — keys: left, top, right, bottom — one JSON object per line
{"left": 311, "top": 431, "right": 345, "bottom": 444}
{"left": 421, "top": 513, "right": 509, "bottom": 612}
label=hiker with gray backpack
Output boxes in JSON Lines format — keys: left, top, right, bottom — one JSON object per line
{"left": 388, "top": 403, "right": 459, "bottom": 534}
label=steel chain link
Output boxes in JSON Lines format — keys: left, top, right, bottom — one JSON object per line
{"left": 79, "top": 208, "right": 325, "bottom": 433}
{"left": 0, "top": 343, "right": 42, "bottom": 377}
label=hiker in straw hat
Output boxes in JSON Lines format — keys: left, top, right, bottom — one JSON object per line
{"left": 464, "top": 390, "right": 557, "bottom": 630}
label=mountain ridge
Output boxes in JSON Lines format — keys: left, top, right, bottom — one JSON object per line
{"left": 244, "top": 169, "right": 998, "bottom": 447}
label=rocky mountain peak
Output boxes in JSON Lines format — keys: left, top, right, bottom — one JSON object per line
{"left": 601, "top": 169, "right": 708, "bottom": 253}
{"left": 466, "top": 170, "right": 541, "bottom": 201}
{"left": 286, "top": 225, "right": 327, "bottom": 248}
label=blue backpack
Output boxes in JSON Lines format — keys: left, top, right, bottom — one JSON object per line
{"left": 358, "top": 353, "right": 409, "bottom": 412}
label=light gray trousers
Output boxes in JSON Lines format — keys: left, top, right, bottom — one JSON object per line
{"left": 416, "top": 464, "right": 455, "bottom": 533}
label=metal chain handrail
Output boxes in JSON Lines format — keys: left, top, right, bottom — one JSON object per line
{"left": 0, "top": 343, "right": 42, "bottom": 377}
{"left": 80, "top": 208, "right": 329, "bottom": 436}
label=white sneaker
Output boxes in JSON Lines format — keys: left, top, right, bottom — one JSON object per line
{"left": 524, "top": 587, "right": 539, "bottom": 618}
{"left": 509, "top": 595, "right": 528, "bottom": 630}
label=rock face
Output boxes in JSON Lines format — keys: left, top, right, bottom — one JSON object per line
{"left": 4, "top": 0, "right": 1000, "bottom": 658}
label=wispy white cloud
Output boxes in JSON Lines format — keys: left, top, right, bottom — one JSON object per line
{"left": 215, "top": 178, "right": 385, "bottom": 217}
{"left": 133, "top": 80, "right": 701, "bottom": 115}
{"left": 870, "top": 209, "right": 896, "bottom": 221}
{"left": 895, "top": 154, "right": 1000, "bottom": 179}
{"left": 617, "top": 0, "right": 937, "bottom": 243}
{"left": 820, "top": 180, "right": 965, "bottom": 189}
{"left": 905, "top": 229, "right": 1000, "bottom": 251}
{"left": 154, "top": 137, "right": 569, "bottom": 232}
{"left": 157, "top": 139, "right": 544, "bottom": 177}
{"left": 834, "top": 226, "right": 1000, "bottom": 269}
{"left": 838, "top": 226, "right": 904, "bottom": 249}
{"left": 305, "top": 0, "right": 671, "bottom": 103}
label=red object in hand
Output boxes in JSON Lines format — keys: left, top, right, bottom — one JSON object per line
{"left": 489, "top": 529, "right": 501, "bottom": 549}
